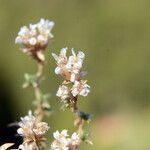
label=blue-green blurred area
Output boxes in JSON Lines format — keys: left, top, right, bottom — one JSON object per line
{"left": 0, "top": 0, "right": 150, "bottom": 149}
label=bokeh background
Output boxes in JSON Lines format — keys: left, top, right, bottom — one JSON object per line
{"left": 0, "top": 0, "right": 150, "bottom": 149}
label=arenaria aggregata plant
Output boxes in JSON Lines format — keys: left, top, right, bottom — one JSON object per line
{"left": 0, "top": 18, "right": 92, "bottom": 150}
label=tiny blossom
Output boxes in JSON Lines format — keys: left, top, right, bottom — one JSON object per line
{"left": 51, "top": 130, "right": 80, "bottom": 150}
{"left": 15, "top": 18, "right": 54, "bottom": 46}
{"left": 52, "top": 48, "right": 85, "bottom": 82}
{"left": 51, "top": 130, "right": 70, "bottom": 150}
{"left": 16, "top": 18, "right": 54, "bottom": 62}
{"left": 56, "top": 85, "right": 69, "bottom": 100}
{"left": 70, "top": 132, "right": 80, "bottom": 146}
{"left": 66, "top": 49, "right": 85, "bottom": 82}
{"left": 52, "top": 48, "right": 68, "bottom": 65}
{"left": 52, "top": 47, "right": 68, "bottom": 75}
{"left": 71, "top": 80, "right": 90, "bottom": 97}
{"left": 17, "top": 111, "right": 49, "bottom": 144}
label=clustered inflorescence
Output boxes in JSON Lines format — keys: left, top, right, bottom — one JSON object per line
{"left": 17, "top": 111, "right": 49, "bottom": 150}
{"left": 51, "top": 47, "right": 92, "bottom": 150}
{"left": 52, "top": 48, "right": 90, "bottom": 109}
{"left": 0, "top": 18, "right": 92, "bottom": 150}
{"left": 15, "top": 18, "right": 54, "bottom": 62}
{"left": 51, "top": 130, "right": 80, "bottom": 150}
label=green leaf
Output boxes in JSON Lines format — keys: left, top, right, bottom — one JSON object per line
{"left": 79, "top": 111, "right": 92, "bottom": 121}
{"left": 81, "top": 131, "right": 93, "bottom": 145}
{"left": 22, "top": 73, "right": 37, "bottom": 88}
{"left": 42, "top": 93, "right": 51, "bottom": 101}
{"left": 81, "top": 131, "right": 89, "bottom": 141}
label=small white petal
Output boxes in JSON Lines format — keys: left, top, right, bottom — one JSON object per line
{"left": 61, "top": 129, "right": 68, "bottom": 137}
{"left": 18, "top": 26, "right": 29, "bottom": 36}
{"left": 17, "top": 128, "right": 23, "bottom": 135}
{"left": 15, "top": 36, "right": 22, "bottom": 44}
{"left": 70, "top": 73, "right": 76, "bottom": 82}
{"left": 71, "top": 48, "right": 76, "bottom": 56}
{"left": 29, "top": 24, "right": 37, "bottom": 30}
{"left": 55, "top": 67, "right": 62, "bottom": 74}
{"left": 52, "top": 53, "right": 58, "bottom": 61}
{"left": 77, "top": 51, "right": 85, "bottom": 59}
{"left": 53, "top": 130, "right": 60, "bottom": 140}
{"left": 60, "top": 47, "right": 67, "bottom": 56}
{"left": 28, "top": 37, "right": 37, "bottom": 45}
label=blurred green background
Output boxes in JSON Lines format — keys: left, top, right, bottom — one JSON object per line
{"left": 0, "top": 0, "right": 150, "bottom": 149}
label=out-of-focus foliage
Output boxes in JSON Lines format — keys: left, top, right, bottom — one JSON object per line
{"left": 0, "top": 0, "right": 150, "bottom": 149}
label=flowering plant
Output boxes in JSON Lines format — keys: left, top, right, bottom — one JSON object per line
{"left": 0, "top": 18, "right": 92, "bottom": 150}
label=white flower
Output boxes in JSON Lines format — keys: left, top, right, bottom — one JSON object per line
{"left": 56, "top": 85, "right": 69, "bottom": 100}
{"left": 51, "top": 130, "right": 81, "bottom": 150}
{"left": 37, "top": 18, "right": 54, "bottom": 38}
{"left": 70, "top": 132, "right": 80, "bottom": 146}
{"left": 17, "top": 111, "right": 49, "bottom": 142}
{"left": 66, "top": 49, "right": 85, "bottom": 71}
{"left": 66, "top": 49, "right": 85, "bottom": 82}
{"left": 71, "top": 80, "right": 90, "bottom": 97}
{"left": 18, "top": 26, "right": 29, "bottom": 36}
{"left": 52, "top": 48, "right": 85, "bottom": 82}
{"left": 15, "top": 18, "right": 54, "bottom": 60}
{"left": 51, "top": 130, "right": 70, "bottom": 150}
{"left": 52, "top": 47, "right": 68, "bottom": 75}
{"left": 52, "top": 47, "right": 67, "bottom": 63}
{"left": 53, "top": 130, "right": 69, "bottom": 141}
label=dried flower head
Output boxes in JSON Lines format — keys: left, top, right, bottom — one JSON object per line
{"left": 51, "top": 130, "right": 80, "bottom": 150}
{"left": 17, "top": 111, "right": 49, "bottom": 148}
{"left": 16, "top": 18, "right": 54, "bottom": 62}
{"left": 52, "top": 48, "right": 85, "bottom": 82}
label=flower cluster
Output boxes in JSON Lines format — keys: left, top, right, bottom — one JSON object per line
{"left": 15, "top": 18, "right": 54, "bottom": 62}
{"left": 17, "top": 111, "right": 49, "bottom": 148}
{"left": 52, "top": 48, "right": 85, "bottom": 82}
{"left": 51, "top": 130, "right": 80, "bottom": 150}
{"left": 52, "top": 48, "right": 90, "bottom": 108}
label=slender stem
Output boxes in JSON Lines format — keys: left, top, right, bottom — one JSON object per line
{"left": 70, "top": 95, "right": 85, "bottom": 136}
{"left": 34, "top": 62, "right": 44, "bottom": 122}
{"left": 36, "top": 62, "right": 44, "bottom": 80}
{"left": 70, "top": 99, "right": 83, "bottom": 150}
{"left": 31, "top": 63, "right": 45, "bottom": 150}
